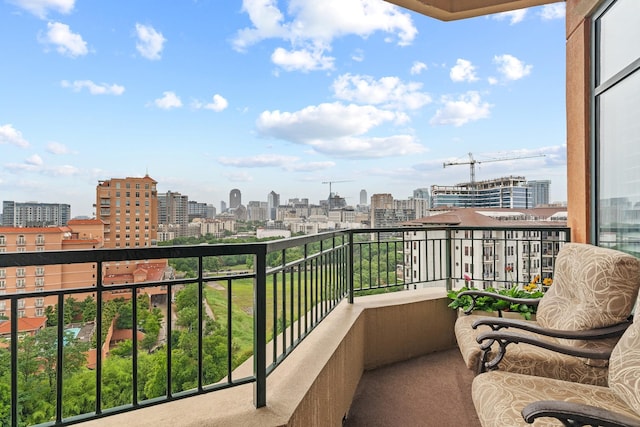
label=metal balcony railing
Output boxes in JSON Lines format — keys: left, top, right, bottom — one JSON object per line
{"left": 0, "top": 224, "right": 569, "bottom": 426}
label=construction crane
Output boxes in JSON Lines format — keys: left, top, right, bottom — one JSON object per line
{"left": 443, "top": 152, "right": 545, "bottom": 188}
{"left": 322, "top": 180, "right": 353, "bottom": 209}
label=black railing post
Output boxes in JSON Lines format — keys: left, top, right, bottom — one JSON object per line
{"left": 254, "top": 245, "right": 267, "bottom": 408}
{"left": 10, "top": 297, "right": 18, "bottom": 427}
{"left": 348, "top": 230, "right": 354, "bottom": 304}
{"left": 445, "top": 228, "right": 453, "bottom": 291}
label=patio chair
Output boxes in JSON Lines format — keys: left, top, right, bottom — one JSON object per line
{"left": 471, "top": 289, "right": 640, "bottom": 427}
{"left": 454, "top": 242, "right": 640, "bottom": 386}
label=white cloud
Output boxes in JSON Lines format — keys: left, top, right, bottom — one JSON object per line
{"left": 219, "top": 154, "right": 299, "bottom": 168}
{"left": 540, "top": 4, "right": 565, "bottom": 20}
{"left": 494, "top": 54, "right": 532, "bottom": 81}
{"left": 487, "top": 77, "right": 498, "bottom": 85}
{"left": 410, "top": 61, "right": 427, "bottom": 75}
{"left": 219, "top": 155, "right": 335, "bottom": 172}
{"left": 450, "top": 59, "right": 478, "bottom": 83}
{"left": 40, "top": 21, "right": 88, "bottom": 57}
{"left": 332, "top": 73, "right": 431, "bottom": 110}
{"left": 8, "top": 0, "right": 75, "bottom": 19}
{"left": 491, "top": 9, "right": 527, "bottom": 25}
{"left": 25, "top": 154, "right": 43, "bottom": 166}
{"left": 285, "top": 161, "right": 335, "bottom": 172}
{"left": 256, "top": 102, "right": 423, "bottom": 158}
{"left": 0, "top": 124, "right": 30, "bottom": 148}
{"left": 61, "top": 80, "right": 125, "bottom": 95}
{"left": 233, "top": 0, "right": 417, "bottom": 72}
{"left": 271, "top": 46, "right": 335, "bottom": 72}
{"left": 4, "top": 154, "right": 79, "bottom": 176}
{"left": 46, "top": 141, "right": 70, "bottom": 154}
{"left": 193, "top": 94, "right": 228, "bottom": 112}
{"left": 351, "top": 49, "right": 364, "bottom": 62}
{"left": 153, "top": 91, "right": 182, "bottom": 109}
{"left": 135, "top": 23, "right": 166, "bottom": 60}
{"left": 225, "top": 171, "right": 253, "bottom": 182}
{"left": 430, "top": 91, "right": 492, "bottom": 127}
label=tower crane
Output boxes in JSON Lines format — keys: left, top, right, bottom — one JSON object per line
{"left": 322, "top": 180, "right": 353, "bottom": 209}
{"left": 443, "top": 152, "right": 545, "bottom": 188}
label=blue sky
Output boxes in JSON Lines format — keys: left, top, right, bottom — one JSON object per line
{"left": 0, "top": 0, "right": 567, "bottom": 217}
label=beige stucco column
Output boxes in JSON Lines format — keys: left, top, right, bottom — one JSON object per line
{"left": 565, "top": 0, "right": 604, "bottom": 243}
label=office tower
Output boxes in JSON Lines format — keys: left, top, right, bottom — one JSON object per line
{"left": 229, "top": 189, "right": 241, "bottom": 209}
{"left": 2, "top": 201, "right": 71, "bottom": 227}
{"left": 526, "top": 180, "right": 551, "bottom": 207}
{"left": 268, "top": 191, "right": 280, "bottom": 220}
{"left": 96, "top": 175, "right": 158, "bottom": 248}
{"left": 359, "top": 189, "right": 367, "bottom": 205}
{"left": 220, "top": 201, "right": 227, "bottom": 213}
{"left": 412, "top": 188, "right": 430, "bottom": 200}
{"left": 188, "top": 201, "right": 215, "bottom": 221}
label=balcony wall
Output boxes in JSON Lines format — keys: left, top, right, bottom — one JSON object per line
{"left": 78, "top": 288, "right": 455, "bottom": 427}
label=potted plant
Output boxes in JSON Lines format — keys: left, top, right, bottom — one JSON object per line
{"left": 447, "top": 274, "right": 550, "bottom": 320}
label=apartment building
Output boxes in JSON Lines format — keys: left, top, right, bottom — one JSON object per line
{"left": 0, "top": 219, "right": 105, "bottom": 318}
{"left": 404, "top": 207, "right": 568, "bottom": 290}
{"left": 96, "top": 175, "right": 158, "bottom": 248}
{"left": 2, "top": 200, "right": 71, "bottom": 227}
{"left": 158, "top": 190, "right": 189, "bottom": 237}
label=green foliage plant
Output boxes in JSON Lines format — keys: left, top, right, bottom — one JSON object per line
{"left": 447, "top": 285, "right": 544, "bottom": 320}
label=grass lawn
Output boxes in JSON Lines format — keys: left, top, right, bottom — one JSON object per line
{"left": 203, "top": 270, "right": 343, "bottom": 363}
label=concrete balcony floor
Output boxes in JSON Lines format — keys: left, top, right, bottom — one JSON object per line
{"left": 345, "top": 347, "right": 479, "bottom": 426}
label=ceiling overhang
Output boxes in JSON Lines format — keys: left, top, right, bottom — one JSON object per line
{"left": 384, "top": 0, "right": 563, "bottom": 21}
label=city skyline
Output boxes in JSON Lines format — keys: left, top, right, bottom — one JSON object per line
{"left": 1, "top": 1, "right": 567, "bottom": 217}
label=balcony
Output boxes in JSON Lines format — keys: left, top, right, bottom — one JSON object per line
{"left": 0, "top": 225, "right": 569, "bottom": 426}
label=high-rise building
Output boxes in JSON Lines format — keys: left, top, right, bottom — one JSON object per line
{"left": 247, "top": 201, "right": 269, "bottom": 221}
{"left": 220, "top": 200, "right": 227, "bottom": 213}
{"left": 431, "top": 176, "right": 532, "bottom": 209}
{"left": 412, "top": 188, "right": 430, "bottom": 201}
{"left": 158, "top": 191, "right": 189, "bottom": 237}
{"left": 268, "top": 191, "right": 280, "bottom": 220}
{"left": 370, "top": 194, "right": 394, "bottom": 228}
{"left": 188, "top": 201, "right": 215, "bottom": 221}
{"left": 526, "top": 180, "right": 551, "bottom": 207}
{"left": 370, "top": 194, "right": 393, "bottom": 211}
{"left": 96, "top": 175, "right": 158, "bottom": 248}
{"left": 229, "top": 189, "right": 241, "bottom": 209}
{"left": 2, "top": 201, "right": 71, "bottom": 227}
{"left": 359, "top": 189, "right": 367, "bottom": 205}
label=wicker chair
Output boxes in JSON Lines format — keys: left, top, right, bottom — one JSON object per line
{"left": 455, "top": 243, "right": 640, "bottom": 386}
{"left": 472, "top": 288, "right": 640, "bottom": 427}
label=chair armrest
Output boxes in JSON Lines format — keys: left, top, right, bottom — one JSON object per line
{"left": 457, "top": 290, "right": 540, "bottom": 315}
{"left": 476, "top": 330, "right": 613, "bottom": 361}
{"left": 522, "top": 400, "right": 640, "bottom": 427}
{"left": 472, "top": 318, "right": 631, "bottom": 340}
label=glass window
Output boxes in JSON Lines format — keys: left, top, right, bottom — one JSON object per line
{"left": 594, "top": 0, "right": 640, "bottom": 253}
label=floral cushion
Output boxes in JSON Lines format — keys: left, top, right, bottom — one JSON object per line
{"left": 455, "top": 314, "right": 610, "bottom": 386}
{"left": 537, "top": 243, "right": 640, "bottom": 331}
{"left": 608, "top": 292, "right": 640, "bottom": 416}
{"left": 472, "top": 370, "right": 640, "bottom": 427}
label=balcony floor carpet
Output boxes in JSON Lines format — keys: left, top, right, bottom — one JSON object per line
{"left": 344, "top": 347, "right": 480, "bottom": 427}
